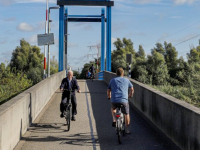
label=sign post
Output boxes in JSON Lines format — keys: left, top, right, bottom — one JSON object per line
{"left": 126, "top": 54, "right": 132, "bottom": 78}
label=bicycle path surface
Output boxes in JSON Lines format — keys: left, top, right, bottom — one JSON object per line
{"left": 14, "top": 80, "right": 180, "bottom": 150}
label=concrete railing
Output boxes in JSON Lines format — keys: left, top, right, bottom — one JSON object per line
{"left": 104, "top": 71, "right": 200, "bottom": 150}
{"left": 0, "top": 71, "right": 65, "bottom": 150}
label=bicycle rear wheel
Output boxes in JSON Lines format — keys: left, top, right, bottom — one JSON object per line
{"left": 116, "top": 120, "right": 122, "bottom": 144}
{"left": 122, "top": 114, "right": 125, "bottom": 136}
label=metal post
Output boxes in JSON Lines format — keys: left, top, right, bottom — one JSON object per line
{"left": 44, "top": 0, "right": 48, "bottom": 78}
{"left": 129, "top": 63, "right": 131, "bottom": 78}
{"left": 101, "top": 8, "right": 105, "bottom": 72}
{"left": 64, "top": 7, "right": 68, "bottom": 71}
{"left": 47, "top": 7, "right": 59, "bottom": 77}
{"left": 106, "top": 3, "right": 111, "bottom": 71}
{"left": 47, "top": 9, "right": 50, "bottom": 77}
{"left": 59, "top": 6, "right": 64, "bottom": 72}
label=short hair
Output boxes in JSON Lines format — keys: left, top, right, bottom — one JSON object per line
{"left": 116, "top": 68, "right": 124, "bottom": 76}
{"left": 68, "top": 70, "right": 73, "bottom": 75}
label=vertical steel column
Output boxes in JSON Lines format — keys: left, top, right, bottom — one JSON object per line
{"left": 101, "top": 8, "right": 105, "bottom": 72}
{"left": 59, "top": 6, "right": 64, "bottom": 72}
{"left": 64, "top": 7, "right": 68, "bottom": 71}
{"left": 106, "top": 3, "right": 111, "bottom": 71}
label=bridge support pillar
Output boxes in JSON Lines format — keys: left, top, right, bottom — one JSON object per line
{"left": 59, "top": 6, "right": 64, "bottom": 72}
{"left": 106, "top": 4, "right": 111, "bottom": 71}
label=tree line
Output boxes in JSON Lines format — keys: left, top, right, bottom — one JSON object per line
{"left": 0, "top": 39, "right": 59, "bottom": 104}
{"left": 80, "top": 38, "right": 200, "bottom": 107}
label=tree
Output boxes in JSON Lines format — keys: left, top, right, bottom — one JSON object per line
{"left": 50, "top": 56, "right": 58, "bottom": 75}
{"left": 164, "top": 41, "right": 178, "bottom": 70}
{"left": 10, "top": 39, "right": 44, "bottom": 84}
{"left": 112, "top": 38, "right": 136, "bottom": 75}
{"left": 147, "top": 50, "right": 169, "bottom": 85}
{"left": 187, "top": 47, "right": 200, "bottom": 63}
{"left": 132, "top": 45, "right": 148, "bottom": 83}
{"left": 80, "top": 61, "right": 95, "bottom": 79}
{"left": 152, "top": 43, "right": 165, "bottom": 56}
{"left": 136, "top": 45, "right": 145, "bottom": 59}
{"left": 0, "top": 64, "right": 32, "bottom": 104}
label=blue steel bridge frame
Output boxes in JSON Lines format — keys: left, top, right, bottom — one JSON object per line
{"left": 57, "top": 0, "right": 114, "bottom": 74}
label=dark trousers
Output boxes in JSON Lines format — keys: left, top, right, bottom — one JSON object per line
{"left": 60, "top": 92, "right": 77, "bottom": 116}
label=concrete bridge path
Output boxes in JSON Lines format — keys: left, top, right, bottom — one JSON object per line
{"left": 14, "top": 80, "right": 180, "bottom": 150}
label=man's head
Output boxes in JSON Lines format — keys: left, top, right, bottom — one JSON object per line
{"left": 92, "top": 64, "right": 93, "bottom": 66}
{"left": 116, "top": 68, "right": 124, "bottom": 77}
{"left": 67, "top": 70, "right": 73, "bottom": 80}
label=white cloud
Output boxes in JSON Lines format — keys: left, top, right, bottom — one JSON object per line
{"left": 133, "top": 0, "right": 161, "bottom": 4}
{"left": 0, "top": 0, "right": 55, "bottom": 5}
{"left": 3, "top": 17, "right": 16, "bottom": 22}
{"left": 16, "top": 21, "right": 45, "bottom": 32}
{"left": 26, "top": 34, "right": 37, "bottom": 44}
{"left": 172, "top": 0, "right": 196, "bottom": 5}
{"left": 0, "top": 37, "right": 7, "bottom": 44}
{"left": 170, "top": 16, "right": 183, "bottom": 19}
{"left": 17, "top": 23, "right": 34, "bottom": 32}
{"left": 68, "top": 43, "right": 79, "bottom": 47}
{"left": 0, "top": 51, "right": 12, "bottom": 63}
{"left": 0, "top": 0, "right": 15, "bottom": 5}
{"left": 112, "top": 37, "right": 117, "bottom": 44}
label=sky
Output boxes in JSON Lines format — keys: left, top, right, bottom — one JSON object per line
{"left": 1, "top": 0, "right": 200, "bottom": 71}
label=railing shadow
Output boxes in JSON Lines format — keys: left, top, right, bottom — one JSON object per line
{"left": 85, "top": 79, "right": 181, "bottom": 150}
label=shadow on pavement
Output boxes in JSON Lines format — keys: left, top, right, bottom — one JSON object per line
{"left": 86, "top": 79, "right": 181, "bottom": 150}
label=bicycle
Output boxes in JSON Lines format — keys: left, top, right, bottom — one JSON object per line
{"left": 62, "top": 89, "right": 72, "bottom": 131}
{"left": 90, "top": 72, "right": 95, "bottom": 82}
{"left": 115, "top": 104, "right": 126, "bottom": 144}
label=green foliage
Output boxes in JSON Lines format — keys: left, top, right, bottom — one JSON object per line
{"left": 147, "top": 50, "right": 169, "bottom": 85}
{"left": 80, "top": 61, "right": 95, "bottom": 79}
{"left": 50, "top": 56, "right": 58, "bottom": 75}
{"left": 0, "top": 63, "right": 32, "bottom": 104}
{"left": 112, "top": 38, "right": 136, "bottom": 75}
{"left": 10, "top": 39, "right": 44, "bottom": 84}
{"left": 73, "top": 70, "right": 80, "bottom": 79}
{"left": 187, "top": 46, "right": 200, "bottom": 63}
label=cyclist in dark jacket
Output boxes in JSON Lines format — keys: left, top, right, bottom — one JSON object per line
{"left": 60, "top": 70, "right": 81, "bottom": 121}
{"left": 89, "top": 64, "right": 95, "bottom": 78}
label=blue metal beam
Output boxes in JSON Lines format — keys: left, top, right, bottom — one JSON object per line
{"left": 59, "top": 6, "right": 64, "bottom": 71}
{"left": 68, "top": 18, "right": 106, "bottom": 22}
{"left": 106, "top": 4, "right": 111, "bottom": 71}
{"left": 68, "top": 15, "right": 101, "bottom": 17}
{"left": 101, "top": 8, "right": 105, "bottom": 72}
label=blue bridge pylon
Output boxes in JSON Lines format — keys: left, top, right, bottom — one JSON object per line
{"left": 57, "top": 0, "right": 114, "bottom": 73}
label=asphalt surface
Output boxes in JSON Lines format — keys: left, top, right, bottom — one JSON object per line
{"left": 14, "top": 80, "right": 181, "bottom": 150}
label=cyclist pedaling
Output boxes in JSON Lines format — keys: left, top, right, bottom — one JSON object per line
{"left": 107, "top": 68, "right": 134, "bottom": 134}
{"left": 60, "top": 70, "right": 81, "bottom": 121}
{"left": 89, "top": 64, "right": 95, "bottom": 78}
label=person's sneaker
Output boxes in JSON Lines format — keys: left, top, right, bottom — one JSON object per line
{"left": 112, "top": 122, "right": 116, "bottom": 127}
{"left": 71, "top": 116, "right": 76, "bottom": 121}
{"left": 60, "top": 113, "right": 64, "bottom": 118}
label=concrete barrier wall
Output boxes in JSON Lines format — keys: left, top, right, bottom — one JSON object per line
{"left": 0, "top": 71, "right": 65, "bottom": 150}
{"left": 104, "top": 71, "right": 200, "bottom": 150}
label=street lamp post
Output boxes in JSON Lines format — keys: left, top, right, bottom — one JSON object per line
{"left": 48, "top": 6, "right": 60, "bottom": 78}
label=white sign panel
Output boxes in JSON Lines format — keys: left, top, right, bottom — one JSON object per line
{"left": 37, "top": 33, "right": 54, "bottom": 46}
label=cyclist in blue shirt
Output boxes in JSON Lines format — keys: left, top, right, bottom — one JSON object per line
{"left": 107, "top": 68, "right": 134, "bottom": 134}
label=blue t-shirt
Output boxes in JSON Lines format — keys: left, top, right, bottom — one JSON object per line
{"left": 108, "top": 77, "right": 133, "bottom": 103}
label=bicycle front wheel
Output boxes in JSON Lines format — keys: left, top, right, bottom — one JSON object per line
{"left": 66, "top": 108, "right": 71, "bottom": 131}
{"left": 116, "top": 120, "right": 122, "bottom": 144}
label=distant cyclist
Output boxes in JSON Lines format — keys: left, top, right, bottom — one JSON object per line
{"left": 107, "top": 68, "right": 134, "bottom": 134}
{"left": 87, "top": 70, "right": 91, "bottom": 79}
{"left": 89, "top": 64, "right": 95, "bottom": 78}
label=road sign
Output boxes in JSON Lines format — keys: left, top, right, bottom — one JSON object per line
{"left": 126, "top": 54, "right": 132, "bottom": 64}
{"left": 37, "top": 33, "right": 54, "bottom": 46}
